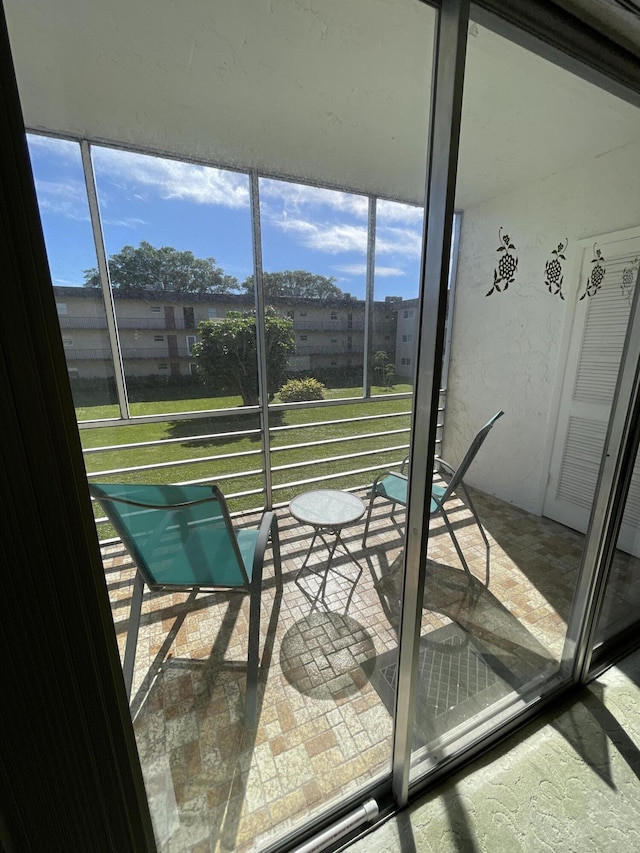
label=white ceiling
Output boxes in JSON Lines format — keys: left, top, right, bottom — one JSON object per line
{"left": 4, "top": 0, "right": 640, "bottom": 208}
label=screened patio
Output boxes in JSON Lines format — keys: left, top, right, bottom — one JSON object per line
{"left": 5, "top": 0, "right": 640, "bottom": 851}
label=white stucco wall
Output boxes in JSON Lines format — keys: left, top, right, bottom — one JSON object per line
{"left": 445, "top": 139, "right": 640, "bottom": 515}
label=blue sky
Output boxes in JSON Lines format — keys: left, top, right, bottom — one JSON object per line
{"left": 27, "top": 134, "right": 424, "bottom": 300}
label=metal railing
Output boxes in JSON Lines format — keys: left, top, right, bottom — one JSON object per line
{"left": 58, "top": 315, "right": 197, "bottom": 331}
{"left": 86, "top": 392, "right": 447, "bottom": 541}
{"left": 294, "top": 319, "right": 365, "bottom": 331}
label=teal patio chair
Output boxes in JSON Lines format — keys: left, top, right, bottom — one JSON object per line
{"left": 361, "top": 411, "right": 504, "bottom": 583}
{"left": 89, "top": 482, "right": 281, "bottom": 725}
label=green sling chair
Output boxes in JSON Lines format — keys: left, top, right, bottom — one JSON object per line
{"left": 89, "top": 482, "right": 281, "bottom": 726}
{"left": 361, "top": 411, "right": 504, "bottom": 584}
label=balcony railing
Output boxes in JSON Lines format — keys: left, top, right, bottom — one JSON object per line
{"left": 59, "top": 315, "right": 108, "bottom": 330}
{"left": 294, "top": 319, "right": 365, "bottom": 331}
{"left": 65, "top": 345, "right": 373, "bottom": 360}
{"left": 58, "top": 315, "right": 196, "bottom": 331}
{"left": 83, "top": 391, "right": 447, "bottom": 541}
{"left": 295, "top": 344, "right": 365, "bottom": 356}
{"left": 65, "top": 346, "right": 196, "bottom": 360}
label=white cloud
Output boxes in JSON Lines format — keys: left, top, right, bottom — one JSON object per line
{"left": 33, "top": 178, "right": 90, "bottom": 222}
{"left": 375, "top": 265, "right": 407, "bottom": 277}
{"left": 333, "top": 263, "right": 407, "bottom": 278}
{"left": 376, "top": 225, "right": 423, "bottom": 258}
{"left": 279, "top": 218, "right": 368, "bottom": 254}
{"left": 102, "top": 216, "right": 148, "bottom": 229}
{"left": 27, "top": 134, "right": 80, "bottom": 161}
{"left": 261, "top": 179, "right": 369, "bottom": 218}
{"left": 377, "top": 198, "right": 424, "bottom": 225}
{"left": 91, "top": 147, "right": 250, "bottom": 209}
{"left": 333, "top": 263, "right": 367, "bottom": 276}
{"left": 261, "top": 178, "right": 423, "bottom": 260}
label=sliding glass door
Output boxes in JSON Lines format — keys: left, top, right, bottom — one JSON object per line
{"left": 8, "top": 0, "right": 640, "bottom": 849}
{"left": 401, "top": 2, "right": 640, "bottom": 787}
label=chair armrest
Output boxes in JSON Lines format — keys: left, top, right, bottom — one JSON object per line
{"left": 252, "top": 510, "right": 278, "bottom": 580}
{"left": 434, "top": 456, "right": 455, "bottom": 476}
{"left": 400, "top": 454, "right": 410, "bottom": 474}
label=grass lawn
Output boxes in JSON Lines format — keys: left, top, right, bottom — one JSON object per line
{"left": 81, "top": 385, "right": 413, "bottom": 533}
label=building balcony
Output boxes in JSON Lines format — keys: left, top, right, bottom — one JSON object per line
{"left": 58, "top": 315, "right": 196, "bottom": 331}
{"left": 295, "top": 344, "right": 365, "bottom": 356}
{"left": 65, "top": 346, "right": 196, "bottom": 360}
{"left": 295, "top": 319, "right": 365, "bottom": 331}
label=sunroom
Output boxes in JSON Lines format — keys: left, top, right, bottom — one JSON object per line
{"left": 4, "top": 0, "right": 640, "bottom": 851}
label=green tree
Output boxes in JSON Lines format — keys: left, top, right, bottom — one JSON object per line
{"left": 242, "top": 270, "right": 343, "bottom": 299}
{"left": 373, "top": 350, "right": 395, "bottom": 389}
{"left": 83, "top": 241, "right": 239, "bottom": 293}
{"left": 192, "top": 309, "right": 295, "bottom": 406}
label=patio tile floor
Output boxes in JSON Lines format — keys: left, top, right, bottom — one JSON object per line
{"left": 99, "top": 486, "right": 636, "bottom": 852}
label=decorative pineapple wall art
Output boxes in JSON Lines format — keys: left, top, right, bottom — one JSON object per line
{"left": 544, "top": 239, "right": 568, "bottom": 300}
{"left": 621, "top": 257, "right": 639, "bottom": 304}
{"left": 579, "top": 244, "right": 606, "bottom": 299}
{"left": 486, "top": 228, "right": 518, "bottom": 296}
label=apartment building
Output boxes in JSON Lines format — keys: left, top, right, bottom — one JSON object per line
{"left": 53, "top": 285, "right": 404, "bottom": 381}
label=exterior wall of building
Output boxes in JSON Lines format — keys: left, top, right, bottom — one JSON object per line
{"left": 445, "top": 140, "right": 640, "bottom": 515}
{"left": 394, "top": 301, "right": 418, "bottom": 378}
{"left": 54, "top": 286, "right": 399, "bottom": 382}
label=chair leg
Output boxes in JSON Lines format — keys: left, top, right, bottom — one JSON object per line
{"left": 441, "top": 509, "right": 474, "bottom": 583}
{"left": 361, "top": 492, "right": 377, "bottom": 547}
{"left": 123, "top": 570, "right": 145, "bottom": 701}
{"left": 462, "top": 485, "right": 491, "bottom": 587}
{"left": 245, "top": 582, "right": 262, "bottom": 727}
{"left": 270, "top": 518, "right": 283, "bottom": 594}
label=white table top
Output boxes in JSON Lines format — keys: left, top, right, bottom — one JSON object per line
{"left": 289, "top": 489, "right": 366, "bottom": 528}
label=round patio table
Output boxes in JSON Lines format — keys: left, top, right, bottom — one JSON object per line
{"left": 290, "top": 489, "right": 366, "bottom": 598}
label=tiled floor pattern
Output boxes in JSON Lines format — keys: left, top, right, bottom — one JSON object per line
{"left": 100, "top": 486, "right": 636, "bottom": 852}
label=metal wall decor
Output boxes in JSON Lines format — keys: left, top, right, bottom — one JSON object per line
{"left": 544, "top": 239, "right": 568, "bottom": 300}
{"left": 579, "top": 244, "right": 606, "bottom": 299}
{"left": 621, "top": 257, "right": 639, "bottom": 304}
{"left": 486, "top": 227, "right": 518, "bottom": 296}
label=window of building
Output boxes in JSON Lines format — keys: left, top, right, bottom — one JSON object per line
{"left": 331, "top": 311, "right": 338, "bottom": 320}
{"left": 186, "top": 335, "right": 197, "bottom": 354}
{"left": 151, "top": 306, "right": 161, "bottom": 314}
{"left": 404, "top": 309, "right": 414, "bottom": 319}
{"left": 207, "top": 308, "right": 218, "bottom": 319}
{"left": 62, "top": 338, "right": 73, "bottom": 346}
{"left": 300, "top": 335, "right": 308, "bottom": 341}
{"left": 184, "top": 307, "right": 195, "bottom": 329}
{"left": 158, "top": 363, "right": 168, "bottom": 370}
{"left": 56, "top": 303, "right": 68, "bottom": 315}
{"left": 402, "top": 334, "right": 413, "bottom": 342}
{"left": 154, "top": 335, "right": 164, "bottom": 342}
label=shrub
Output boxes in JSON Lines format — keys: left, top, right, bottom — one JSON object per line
{"left": 278, "top": 377, "right": 326, "bottom": 403}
